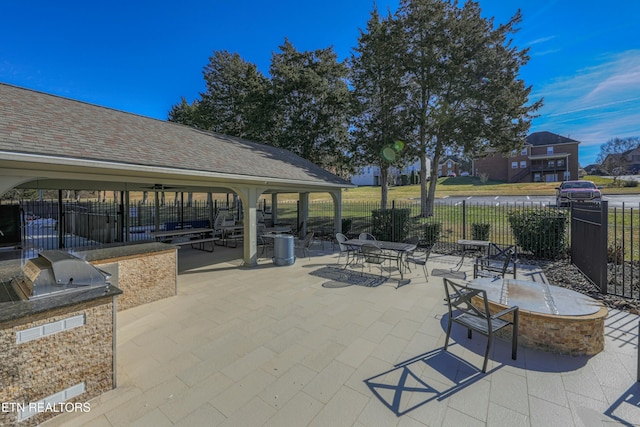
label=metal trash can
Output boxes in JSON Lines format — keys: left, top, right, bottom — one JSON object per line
{"left": 273, "top": 234, "right": 295, "bottom": 266}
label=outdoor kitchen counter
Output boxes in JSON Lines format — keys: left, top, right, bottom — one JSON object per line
{"left": 74, "top": 241, "right": 178, "bottom": 311}
{"left": 0, "top": 279, "right": 121, "bottom": 324}
{"left": 69, "top": 241, "right": 175, "bottom": 262}
{"left": 0, "top": 241, "right": 177, "bottom": 312}
{"left": 0, "top": 242, "right": 176, "bottom": 425}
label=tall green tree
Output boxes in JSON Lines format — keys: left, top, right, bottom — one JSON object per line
{"left": 167, "top": 97, "right": 207, "bottom": 129}
{"left": 350, "top": 8, "right": 412, "bottom": 209}
{"left": 169, "top": 50, "right": 271, "bottom": 141}
{"left": 269, "top": 39, "right": 352, "bottom": 173}
{"left": 397, "top": 0, "right": 542, "bottom": 216}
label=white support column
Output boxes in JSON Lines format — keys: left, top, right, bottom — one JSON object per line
{"left": 298, "top": 192, "right": 309, "bottom": 238}
{"left": 330, "top": 190, "right": 343, "bottom": 233}
{"left": 271, "top": 194, "right": 278, "bottom": 225}
{"left": 231, "top": 186, "right": 265, "bottom": 267}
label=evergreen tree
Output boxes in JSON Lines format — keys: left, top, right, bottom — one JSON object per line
{"left": 396, "top": 0, "right": 542, "bottom": 215}
{"left": 350, "top": 8, "right": 413, "bottom": 208}
{"left": 169, "top": 50, "right": 270, "bottom": 142}
{"left": 269, "top": 39, "right": 352, "bottom": 173}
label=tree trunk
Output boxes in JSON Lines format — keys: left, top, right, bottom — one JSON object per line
{"left": 419, "top": 149, "right": 428, "bottom": 216}
{"left": 142, "top": 191, "right": 149, "bottom": 205}
{"left": 425, "top": 152, "right": 441, "bottom": 217}
{"left": 380, "top": 163, "right": 390, "bottom": 210}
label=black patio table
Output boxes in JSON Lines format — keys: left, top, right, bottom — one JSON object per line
{"left": 343, "top": 239, "right": 417, "bottom": 280}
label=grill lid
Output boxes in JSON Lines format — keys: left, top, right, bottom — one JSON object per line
{"left": 12, "top": 250, "right": 111, "bottom": 300}
{"left": 36, "top": 250, "right": 110, "bottom": 286}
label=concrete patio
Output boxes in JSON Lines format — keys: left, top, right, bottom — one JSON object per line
{"left": 42, "top": 242, "right": 640, "bottom": 426}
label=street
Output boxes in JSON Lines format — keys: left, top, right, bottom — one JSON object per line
{"left": 434, "top": 194, "right": 640, "bottom": 208}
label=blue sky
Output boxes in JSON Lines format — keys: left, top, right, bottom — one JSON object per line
{"left": 3, "top": 1, "right": 639, "bottom": 166}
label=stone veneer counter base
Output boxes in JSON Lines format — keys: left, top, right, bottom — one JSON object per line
{"left": 72, "top": 242, "right": 177, "bottom": 311}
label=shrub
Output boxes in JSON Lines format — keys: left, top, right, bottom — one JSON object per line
{"left": 371, "top": 208, "right": 411, "bottom": 241}
{"left": 608, "top": 244, "right": 623, "bottom": 264}
{"left": 623, "top": 179, "right": 638, "bottom": 187}
{"left": 423, "top": 222, "right": 442, "bottom": 247}
{"left": 508, "top": 209, "right": 568, "bottom": 259}
{"left": 471, "top": 223, "right": 491, "bottom": 241}
{"left": 341, "top": 218, "right": 352, "bottom": 234}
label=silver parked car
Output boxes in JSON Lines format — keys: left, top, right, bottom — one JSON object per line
{"left": 555, "top": 180, "right": 602, "bottom": 207}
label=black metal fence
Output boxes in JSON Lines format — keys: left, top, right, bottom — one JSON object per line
{"left": 3, "top": 196, "right": 639, "bottom": 300}
{"left": 606, "top": 203, "right": 640, "bottom": 299}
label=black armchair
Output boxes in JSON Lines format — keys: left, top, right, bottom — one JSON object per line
{"left": 443, "top": 278, "right": 519, "bottom": 373}
{"left": 474, "top": 246, "right": 517, "bottom": 279}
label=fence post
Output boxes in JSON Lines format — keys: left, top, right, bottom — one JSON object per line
{"left": 599, "top": 200, "right": 609, "bottom": 294}
{"left": 391, "top": 200, "right": 396, "bottom": 241}
{"left": 462, "top": 200, "right": 467, "bottom": 240}
{"left": 57, "top": 190, "right": 64, "bottom": 249}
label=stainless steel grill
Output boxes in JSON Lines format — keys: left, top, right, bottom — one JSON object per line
{"left": 11, "top": 250, "right": 111, "bottom": 300}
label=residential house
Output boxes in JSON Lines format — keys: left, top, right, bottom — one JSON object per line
{"left": 602, "top": 146, "right": 640, "bottom": 174}
{"left": 473, "top": 131, "right": 580, "bottom": 183}
{"left": 438, "top": 157, "right": 461, "bottom": 177}
{"left": 351, "top": 158, "right": 431, "bottom": 186}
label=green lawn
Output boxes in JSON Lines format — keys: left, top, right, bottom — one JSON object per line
{"left": 294, "top": 175, "right": 639, "bottom": 203}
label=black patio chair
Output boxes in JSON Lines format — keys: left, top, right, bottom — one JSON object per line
{"left": 358, "top": 232, "right": 377, "bottom": 241}
{"left": 405, "top": 241, "right": 434, "bottom": 282}
{"left": 443, "top": 278, "right": 519, "bottom": 373}
{"left": 473, "top": 247, "right": 517, "bottom": 279}
{"left": 336, "top": 232, "right": 359, "bottom": 266}
{"left": 294, "top": 231, "right": 315, "bottom": 260}
{"left": 257, "top": 234, "right": 273, "bottom": 259}
{"left": 361, "top": 243, "right": 396, "bottom": 278}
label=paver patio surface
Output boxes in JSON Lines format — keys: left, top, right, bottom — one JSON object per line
{"left": 41, "top": 243, "right": 640, "bottom": 426}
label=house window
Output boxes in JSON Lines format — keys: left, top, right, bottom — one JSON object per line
{"left": 564, "top": 171, "right": 571, "bottom": 180}
{"left": 520, "top": 161, "right": 526, "bottom": 168}
{"left": 511, "top": 161, "right": 518, "bottom": 169}
{"left": 548, "top": 160, "right": 555, "bottom": 167}
{"left": 557, "top": 159, "right": 564, "bottom": 167}
{"left": 521, "top": 148, "right": 527, "bottom": 156}
{"left": 447, "top": 161, "right": 452, "bottom": 168}
{"left": 547, "top": 147, "right": 554, "bottom": 155}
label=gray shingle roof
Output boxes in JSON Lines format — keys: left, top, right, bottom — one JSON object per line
{"left": 0, "top": 83, "right": 351, "bottom": 187}
{"left": 526, "top": 131, "right": 579, "bottom": 146}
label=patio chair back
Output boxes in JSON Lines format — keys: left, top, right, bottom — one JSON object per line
{"left": 295, "top": 232, "right": 315, "bottom": 260}
{"left": 359, "top": 232, "right": 376, "bottom": 241}
{"left": 336, "top": 232, "right": 357, "bottom": 265}
{"left": 405, "top": 242, "right": 433, "bottom": 281}
{"left": 361, "top": 243, "right": 388, "bottom": 277}
{"left": 443, "top": 278, "right": 519, "bottom": 372}
{"left": 474, "top": 248, "right": 516, "bottom": 279}
{"left": 336, "top": 233, "right": 350, "bottom": 251}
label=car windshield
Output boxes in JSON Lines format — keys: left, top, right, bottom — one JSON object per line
{"left": 562, "top": 181, "right": 595, "bottom": 189}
